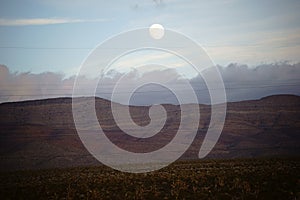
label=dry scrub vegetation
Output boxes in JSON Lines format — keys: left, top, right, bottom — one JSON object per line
{"left": 0, "top": 158, "right": 299, "bottom": 199}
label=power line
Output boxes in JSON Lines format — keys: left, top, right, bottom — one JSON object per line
{"left": 0, "top": 43, "right": 277, "bottom": 50}
{"left": 0, "top": 46, "right": 92, "bottom": 50}
{"left": 0, "top": 46, "right": 186, "bottom": 50}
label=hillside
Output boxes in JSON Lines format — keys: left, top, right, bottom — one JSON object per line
{"left": 0, "top": 95, "right": 299, "bottom": 171}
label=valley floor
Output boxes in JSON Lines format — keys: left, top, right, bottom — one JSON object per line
{"left": 0, "top": 158, "right": 299, "bottom": 200}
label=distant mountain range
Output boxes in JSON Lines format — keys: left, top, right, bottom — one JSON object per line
{"left": 0, "top": 95, "right": 299, "bottom": 171}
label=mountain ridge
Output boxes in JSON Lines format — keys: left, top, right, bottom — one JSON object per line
{"left": 1, "top": 93, "right": 299, "bottom": 106}
{"left": 0, "top": 94, "right": 299, "bottom": 171}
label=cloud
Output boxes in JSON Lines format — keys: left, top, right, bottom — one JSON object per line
{"left": 0, "top": 62, "right": 299, "bottom": 105}
{"left": 125, "top": 0, "right": 300, "bottom": 66}
{"left": 204, "top": 29, "right": 300, "bottom": 65}
{"left": 0, "top": 18, "right": 110, "bottom": 26}
{"left": 196, "top": 62, "right": 300, "bottom": 103}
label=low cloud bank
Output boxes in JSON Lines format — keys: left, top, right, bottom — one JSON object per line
{"left": 0, "top": 62, "right": 299, "bottom": 105}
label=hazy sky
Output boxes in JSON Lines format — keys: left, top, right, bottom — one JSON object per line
{"left": 0, "top": 0, "right": 300, "bottom": 75}
{"left": 0, "top": 0, "right": 300, "bottom": 104}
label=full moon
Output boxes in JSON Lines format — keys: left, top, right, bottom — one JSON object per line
{"left": 149, "top": 24, "right": 164, "bottom": 40}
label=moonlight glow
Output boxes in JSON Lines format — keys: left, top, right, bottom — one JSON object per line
{"left": 149, "top": 24, "right": 164, "bottom": 40}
